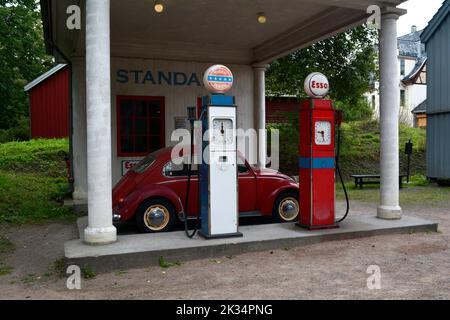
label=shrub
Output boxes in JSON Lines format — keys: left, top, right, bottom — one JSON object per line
{"left": 410, "top": 175, "right": 429, "bottom": 187}
{"left": 0, "top": 117, "right": 30, "bottom": 143}
{"left": 436, "top": 179, "right": 450, "bottom": 187}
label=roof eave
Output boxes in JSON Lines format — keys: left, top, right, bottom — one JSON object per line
{"left": 401, "top": 58, "right": 427, "bottom": 85}
{"left": 40, "top": 0, "right": 53, "bottom": 55}
{"left": 24, "top": 64, "right": 67, "bottom": 92}
{"left": 421, "top": 0, "right": 450, "bottom": 43}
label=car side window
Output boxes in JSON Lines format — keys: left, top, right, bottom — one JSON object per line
{"left": 163, "top": 159, "right": 198, "bottom": 177}
{"left": 238, "top": 163, "right": 249, "bottom": 174}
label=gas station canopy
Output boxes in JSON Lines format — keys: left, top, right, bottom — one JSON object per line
{"left": 42, "top": 0, "right": 405, "bottom": 64}
{"left": 39, "top": 0, "right": 409, "bottom": 246}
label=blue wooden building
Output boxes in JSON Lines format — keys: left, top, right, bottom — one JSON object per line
{"left": 421, "top": 0, "right": 450, "bottom": 179}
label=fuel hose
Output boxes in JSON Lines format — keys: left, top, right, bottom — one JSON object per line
{"left": 183, "top": 110, "right": 204, "bottom": 238}
{"left": 335, "top": 121, "right": 350, "bottom": 223}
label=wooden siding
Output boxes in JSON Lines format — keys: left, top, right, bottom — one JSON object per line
{"left": 425, "top": 9, "right": 450, "bottom": 179}
{"left": 29, "top": 67, "right": 69, "bottom": 138}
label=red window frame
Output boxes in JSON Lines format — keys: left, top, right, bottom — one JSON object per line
{"left": 116, "top": 95, "right": 165, "bottom": 157}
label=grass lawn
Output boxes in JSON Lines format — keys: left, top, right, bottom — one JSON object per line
{"left": 336, "top": 175, "right": 450, "bottom": 208}
{"left": 0, "top": 139, "right": 76, "bottom": 225}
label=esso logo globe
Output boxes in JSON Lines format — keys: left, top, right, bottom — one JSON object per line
{"left": 203, "top": 65, "right": 234, "bottom": 94}
{"left": 304, "top": 72, "right": 329, "bottom": 98}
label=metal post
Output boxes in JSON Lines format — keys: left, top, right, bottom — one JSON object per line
{"left": 405, "top": 139, "right": 413, "bottom": 183}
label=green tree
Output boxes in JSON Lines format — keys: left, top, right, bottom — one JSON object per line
{"left": 0, "top": 0, "right": 53, "bottom": 134}
{"left": 266, "top": 25, "right": 377, "bottom": 121}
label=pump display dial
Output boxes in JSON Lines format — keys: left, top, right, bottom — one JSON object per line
{"left": 212, "top": 118, "right": 234, "bottom": 145}
{"left": 314, "top": 121, "right": 331, "bottom": 145}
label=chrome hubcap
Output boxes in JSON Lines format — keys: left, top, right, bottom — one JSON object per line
{"left": 144, "top": 205, "right": 170, "bottom": 231}
{"left": 278, "top": 197, "right": 299, "bottom": 221}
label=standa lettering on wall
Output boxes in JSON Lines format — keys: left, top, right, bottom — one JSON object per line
{"left": 116, "top": 69, "right": 201, "bottom": 86}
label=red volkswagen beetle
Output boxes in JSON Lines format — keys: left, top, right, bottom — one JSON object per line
{"left": 112, "top": 147, "right": 299, "bottom": 233}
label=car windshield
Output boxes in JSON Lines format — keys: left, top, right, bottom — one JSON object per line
{"left": 132, "top": 154, "right": 156, "bottom": 174}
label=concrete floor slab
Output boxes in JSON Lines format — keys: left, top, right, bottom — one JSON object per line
{"left": 65, "top": 214, "right": 438, "bottom": 272}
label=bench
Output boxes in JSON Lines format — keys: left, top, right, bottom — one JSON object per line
{"left": 350, "top": 174, "right": 407, "bottom": 189}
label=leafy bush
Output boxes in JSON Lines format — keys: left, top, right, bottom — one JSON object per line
{"left": 0, "top": 116, "right": 30, "bottom": 143}
{"left": 410, "top": 175, "right": 429, "bottom": 187}
{"left": 334, "top": 99, "right": 374, "bottom": 122}
{"left": 399, "top": 124, "right": 426, "bottom": 152}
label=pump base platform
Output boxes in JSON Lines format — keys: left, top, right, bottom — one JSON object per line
{"left": 64, "top": 214, "right": 438, "bottom": 273}
{"left": 296, "top": 223, "right": 339, "bottom": 230}
{"left": 198, "top": 231, "right": 244, "bottom": 239}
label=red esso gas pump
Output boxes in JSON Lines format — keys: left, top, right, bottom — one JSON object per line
{"left": 298, "top": 72, "right": 349, "bottom": 230}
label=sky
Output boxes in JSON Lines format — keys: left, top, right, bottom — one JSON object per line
{"left": 397, "top": 0, "right": 445, "bottom": 36}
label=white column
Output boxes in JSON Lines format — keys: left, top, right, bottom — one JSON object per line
{"left": 84, "top": 0, "right": 117, "bottom": 244}
{"left": 253, "top": 64, "right": 269, "bottom": 168}
{"left": 71, "top": 58, "right": 87, "bottom": 201}
{"left": 377, "top": 9, "right": 403, "bottom": 219}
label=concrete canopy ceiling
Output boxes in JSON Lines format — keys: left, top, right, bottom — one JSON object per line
{"left": 44, "top": 0, "right": 407, "bottom": 64}
{"left": 112, "top": 0, "right": 330, "bottom": 49}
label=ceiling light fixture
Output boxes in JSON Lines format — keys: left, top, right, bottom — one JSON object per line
{"left": 154, "top": 1, "right": 164, "bottom": 13}
{"left": 257, "top": 13, "right": 267, "bottom": 24}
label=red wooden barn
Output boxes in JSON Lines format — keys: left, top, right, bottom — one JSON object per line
{"left": 24, "top": 64, "right": 69, "bottom": 139}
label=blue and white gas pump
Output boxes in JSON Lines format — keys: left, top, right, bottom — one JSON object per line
{"left": 198, "top": 65, "right": 242, "bottom": 239}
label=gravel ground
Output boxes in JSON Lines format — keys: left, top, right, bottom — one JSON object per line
{"left": 0, "top": 201, "right": 449, "bottom": 300}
